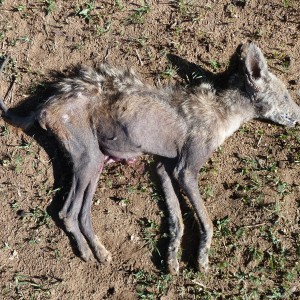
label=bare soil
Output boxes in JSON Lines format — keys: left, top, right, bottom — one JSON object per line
{"left": 0, "top": 1, "right": 299, "bottom": 299}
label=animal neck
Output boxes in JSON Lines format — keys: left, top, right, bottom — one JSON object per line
{"left": 217, "top": 88, "right": 256, "bottom": 143}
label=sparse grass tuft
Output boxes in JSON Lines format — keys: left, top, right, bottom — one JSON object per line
{"left": 45, "top": 0, "right": 55, "bottom": 15}
{"left": 127, "top": 2, "right": 150, "bottom": 24}
{"left": 134, "top": 269, "right": 171, "bottom": 299}
{"left": 209, "top": 59, "right": 221, "bottom": 71}
{"left": 76, "top": 1, "right": 95, "bottom": 21}
{"left": 139, "top": 218, "right": 161, "bottom": 256}
{"left": 114, "top": 0, "right": 124, "bottom": 10}
{"left": 282, "top": 0, "right": 290, "bottom": 8}
{"left": 13, "top": 273, "right": 62, "bottom": 298}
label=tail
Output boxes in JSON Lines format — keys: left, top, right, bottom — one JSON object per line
{"left": 0, "top": 55, "right": 37, "bottom": 130}
{"left": 0, "top": 97, "right": 37, "bottom": 130}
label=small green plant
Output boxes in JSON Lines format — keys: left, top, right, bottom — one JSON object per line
{"left": 201, "top": 184, "right": 214, "bottom": 199}
{"left": 265, "top": 250, "right": 286, "bottom": 270}
{"left": 261, "top": 228, "right": 284, "bottom": 254}
{"left": 276, "top": 180, "right": 291, "bottom": 197}
{"left": 18, "top": 36, "right": 31, "bottom": 43}
{"left": 17, "top": 141, "right": 33, "bottom": 154}
{"left": 176, "top": 0, "right": 201, "bottom": 21}
{"left": 76, "top": 1, "right": 95, "bottom": 21}
{"left": 160, "top": 65, "right": 177, "bottom": 79}
{"left": 215, "top": 216, "right": 231, "bottom": 237}
{"left": 13, "top": 273, "right": 62, "bottom": 297}
{"left": 177, "top": 0, "right": 189, "bottom": 15}
{"left": 246, "top": 246, "right": 264, "bottom": 265}
{"left": 15, "top": 4, "right": 26, "bottom": 11}
{"left": 228, "top": 3, "right": 235, "bottom": 15}
{"left": 209, "top": 59, "right": 221, "bottom": 71}
{"left": 73, "top": 42, "right": 84, "bottom": 51}
{"left": 149, "top": 181, "right": 164, "bottom": 202}
{"left": 114, "top": 0, "right": 124, "bottom": 10}
{"left": 293, "top": 233, "right": 300, "bottom": 256}
{"left": 95, "top": 20, "right": 111, "bottom": 36}
{"left": 139, "top": 218, "right": 161, "bottom": 255}
{"left": 45, "top": 0, "right": 55, "bottom": 15}
{"left": 10, "top": 201, "right": 20, "bottom": 211}
{"left": 30, "top": 207, "right": 51, "bottom": 227}
{"left": 0, "top": 125, "right": 9, "bottom": 137}
{"left": 282, "top": 0, "right": 290, "bottom": 8}
{"left": 13, "top": 155, "right": 24, "bottom": 173}
{"left": 272, "top": 50, "right": 291, "bottom": 70}
{"left": 127, "top": 2, "right": 150, "bottom": 24}
{"left": 134, "top": 269, "right": 171, "bottom": 299}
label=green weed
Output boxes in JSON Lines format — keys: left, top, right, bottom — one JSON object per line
{"left": 29, "top": 207, "right": 51, "bottom": 227}
{"left": 215, "top": 216, "right": 231, "bottom": 237}
{"left": 127, "top": 2, "right": 150, "bottom": 24}
{"left": 15, "top": 4, "right": 26, "bottom": 11}
{"left": 134, "top": 269, "right": 171, "bottom": 299}
{"left": 13, "top": 273, "right": 62, "bottom": 298}
{"left": 160, "top": 64, "right": 177, "bottom": 79}
{"left": 282, "top": 0, "right": 290, "bottom": 8}
{"left": 139, "top": 218, "right": 161, "bottom": 255}
{"left": 114, "top": 0, "right": 124, "bottom": 10}
{"left": 76, "top": 1, "right": 95, "bottom": 21}
{"left": 0, "top": 125, "right": 9, "bottom": 137}
{"left": 95, "top": 20, "right": 111, "bottom": 36}
{"left": 45, "top": 0, "right": 55, "bottom": 15}
{"left": 209, "top": 59, "right": 221, "bottom": 71}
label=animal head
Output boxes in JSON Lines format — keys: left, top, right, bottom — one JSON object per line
{"left": 241, "top": 42, "right": 300, "bottom": 127}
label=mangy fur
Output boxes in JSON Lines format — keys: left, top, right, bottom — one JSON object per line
{"left": 1, "top": 42, "right": 300, "bottom": 274}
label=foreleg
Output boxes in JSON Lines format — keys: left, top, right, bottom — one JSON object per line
{"left": 174, "top": 146, "right": 213, "bottom": 272}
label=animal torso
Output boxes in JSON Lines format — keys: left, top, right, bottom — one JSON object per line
{"left": 37, "top": 64, "right": 259, "bottom": 170}
{"left": 39, "top": 71, "right": 233, "bottom": 163}
{"left": 94, "top": 89, "right": 187, "bottom": 159}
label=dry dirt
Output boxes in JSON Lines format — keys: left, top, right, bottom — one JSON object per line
{"left": 0, "top": 1, "right": 300, "bottom": 299}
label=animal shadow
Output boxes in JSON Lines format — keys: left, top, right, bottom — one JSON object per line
{"left": 167, "top": 43, "right": 242, "bottom": 90}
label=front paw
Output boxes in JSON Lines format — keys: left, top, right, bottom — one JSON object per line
{"left": 167, "top": 257, "right": 179, "bottom": 275}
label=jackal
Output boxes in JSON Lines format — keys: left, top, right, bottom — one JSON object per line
{"left": 1, "top": 42, "right": 299, "bottom": 274}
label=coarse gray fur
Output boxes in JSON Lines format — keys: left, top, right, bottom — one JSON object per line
{"left": 1, "top": 42, "right": 300, "bottom": 274}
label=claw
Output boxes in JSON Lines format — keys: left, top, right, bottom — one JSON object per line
{"left": 198, "top": 247, "right": 210, "bottom": 273}
{"left": 80, "top": 247, "right": 94, "bottom": 262}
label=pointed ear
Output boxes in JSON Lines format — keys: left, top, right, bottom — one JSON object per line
{"left": 242, "top": 42, "right": 270, "bottom": 90}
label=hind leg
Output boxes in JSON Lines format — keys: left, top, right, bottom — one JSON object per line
{"left": 78, "top": 171, "right": 111, "bottom": 263}
{"left": 156, "top": 159, "right": 184, "bottom": 275}
{"left": 56, "top": 124, "right": 111, "bottom": 263}
{"left": 59, "top": 172, "right": 94, "bottom": 261}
